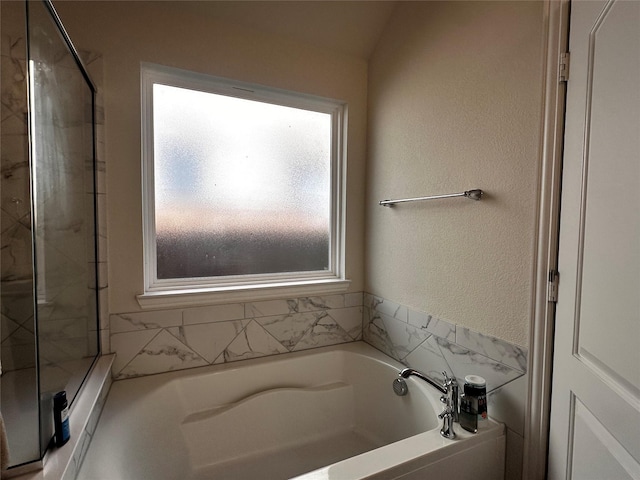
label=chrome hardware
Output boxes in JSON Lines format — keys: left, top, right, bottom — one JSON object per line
{"left": 442, "top": 371, "right": 459, "bottom": 424}
{"left": 379, "top": 189, "right": 484, "bottom": 207}
{"left": 392, "top": 377, "right": 409, "bottom": 396}
{"left": 438, "top": 406, "right": 456, "bottom": 439}
{"left": 397, "top": 368, "right": 459, "bottom": 439}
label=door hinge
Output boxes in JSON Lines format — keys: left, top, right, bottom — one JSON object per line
{"left": 559, "top": 52, "right": 570, "bottom": 82}
{"left": 548, "top": 270, "right": 559, "bottom": 303}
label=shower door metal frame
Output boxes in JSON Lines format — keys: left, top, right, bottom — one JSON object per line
{"left": 24, "top": 0, "right": 101, "bottom": 465}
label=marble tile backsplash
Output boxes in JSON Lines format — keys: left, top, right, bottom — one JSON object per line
{"left": 363, "top": 293, "right": 528, "bottom": 392}
{"left": 109, "top": 293, "right": 364, "bottom": 378}
{"left": 110, "top": 291, "right": 527, "bottom": 393}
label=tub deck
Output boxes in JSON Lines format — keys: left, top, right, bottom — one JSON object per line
{"left": 192, "top": 430, "right": 378, "bottom": 480}
{"left": 77, "top": 342, "right": 505, "bottom": 480}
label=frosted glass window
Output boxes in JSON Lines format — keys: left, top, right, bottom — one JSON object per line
{"left": 142, "top": 64, "right": 345, "bottom": 291}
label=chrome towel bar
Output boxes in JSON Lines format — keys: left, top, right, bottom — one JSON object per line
{"left": 379, "top": 189, "right": 483, "bottom": 207}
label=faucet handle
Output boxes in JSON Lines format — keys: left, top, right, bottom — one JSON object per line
{"left": 438, "top": 405, "right": 453, "bottom": 419}
{"left": 442, "top": 371, "right": 457, "bottom": 387}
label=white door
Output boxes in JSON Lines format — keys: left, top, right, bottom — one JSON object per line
{"left": 547, "top": 0, "right": 640, "bottom": 479}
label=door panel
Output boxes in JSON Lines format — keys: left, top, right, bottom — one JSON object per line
{"left": 571, "top": 399, "right": 638, "bottom": 480}
{"left": 548, "top": 0, "right": 640, "bottom": 478}
{"left": 575, "top": 0, "right": 640, "bottom": 395}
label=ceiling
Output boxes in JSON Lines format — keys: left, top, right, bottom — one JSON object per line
{"left": 148, "top": 1, "right": 398, "bottom": 59}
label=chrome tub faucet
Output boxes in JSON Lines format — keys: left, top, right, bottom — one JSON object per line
{"left": 393, "top": 368, "right": 459, "bottom": 439}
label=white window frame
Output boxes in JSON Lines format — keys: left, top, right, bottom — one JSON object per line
{"left": 137, "top": 63, "right": 349, "bottom": 308}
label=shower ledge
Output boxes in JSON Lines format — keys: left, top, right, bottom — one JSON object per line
{"left": 6, "top": 354, "right": 114, "bottom": 480}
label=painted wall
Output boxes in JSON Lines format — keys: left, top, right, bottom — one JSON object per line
{"left": 54, "top": 1, "right": 369, "bottom": 315}
{"left": 366, "top": 1, "right": 544, "bottom": 348}
{"left": 365, "top": 4, "right": 545, "bottom": 477}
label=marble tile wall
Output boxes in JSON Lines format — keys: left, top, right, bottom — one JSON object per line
{"left": 0, "top": 30, "right": 107, "bottom": 379}
{"left": 108, "top": 293, "right": 363, "bottom": 378}
{"left": 1, "top": 29, "right": 36, "bottom": 373}
{"left": 363, "top": 293, "right": 527, "bottom": 390}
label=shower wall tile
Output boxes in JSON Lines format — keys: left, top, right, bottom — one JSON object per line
{"left": 1, "top": 35, "right": 35, "bottom": 374}
{"left": 80, "top": 51, "right": 109, "bottom": 357}
{"left": 109, "top": 292, "right": 363, "bottom": 379}
{"left": 1, "top": 314, "right": 20, "bottom": 342}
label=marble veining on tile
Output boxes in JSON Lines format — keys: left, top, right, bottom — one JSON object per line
{"left": 221, "top": 320, "right": 289, "bottom": 363}
{"left": 456, "top": 326, "right": 528, "bottom": 373}
{"left": 109, "top": 293, "right": 364, "bottom": 378}
{"left": 365, "top": 293, "right": 408, "bottom": 322}
{"left": 167, "top": 319, "right": 250, "bottom": 363}
{"left": 118, "top": 329, "right": 207, "bottom": 378}
{"left": 256, "top": 312, "right": 321, "bottom": 350}
{"left": 378, "top": 311, "right": 429, "bottom": 360}
{"left": 298, "top": 294, "right": 345, "bottom": 311}
{"left": 408, "top": 310, "right": 455, "bottom": 342}
{"left": 435, "top": 336, "right": 522, "bottom": 392}
{"left": 404, "top": 335, "right": 453, "bottom": 385}
{"left": 292, "top": 315, "right": 353, "bottom": 351}
{"left": 361, "top": 292, "right": 528, "bottom": 394}
{"left": 110, "top": 310, "right": 181, "bottom": 333}
{"left": 327, "top": 306, "right": 362, "bottom": 340}
{"left": 362, "top": 307, "right": 398, "bottom": 360}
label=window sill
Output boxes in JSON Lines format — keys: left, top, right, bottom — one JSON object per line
{"left": 136, "top": 278, "right": 352, "bottom": 309}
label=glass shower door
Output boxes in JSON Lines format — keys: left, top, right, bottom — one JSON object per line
{"left": 27, "top": 0, "right": 99, "bottom": 454}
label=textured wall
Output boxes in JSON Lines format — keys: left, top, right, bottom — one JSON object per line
{"left": 54, "top": 1, "right": 368, "bottom": 315}
{"left": 366, "top": 1, "right": 545, "bottom": 348}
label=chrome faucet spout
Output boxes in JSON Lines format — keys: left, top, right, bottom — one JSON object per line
{"left": 399, "top": 368, "right": 447, "bottom": 395}
{"left": 398, "top": 368, "right": 459, "bottom": 439}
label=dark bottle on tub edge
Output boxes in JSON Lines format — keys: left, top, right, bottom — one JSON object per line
{"left": 53, "top": 390, "right": 71, "bottom": 447}
{"left": 459, "top": 393, "right": 478, "bottom": 433}
{"left": 463, "top": 375, "right": 488, "bottom": 430}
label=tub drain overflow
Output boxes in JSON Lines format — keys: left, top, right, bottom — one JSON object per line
{"left": 392, "top": 377, "right": 408, "bottom": 396}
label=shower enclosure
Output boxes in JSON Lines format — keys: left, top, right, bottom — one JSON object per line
{"left": 1, "top": 0, "right": 100, "bottom": 471}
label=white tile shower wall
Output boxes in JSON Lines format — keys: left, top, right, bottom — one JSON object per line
{"left": 1, "top": 30, "right": 36, "bottom": 373}
{"left": 79, "top": 51, "right": 109, "bottom": 356}
{"left": 108, "top": 292, "right": 364, "bottom": 378}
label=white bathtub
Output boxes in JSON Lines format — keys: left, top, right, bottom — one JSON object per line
{"left": 78, "top": 342, "right": 505, "bottom": 480}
